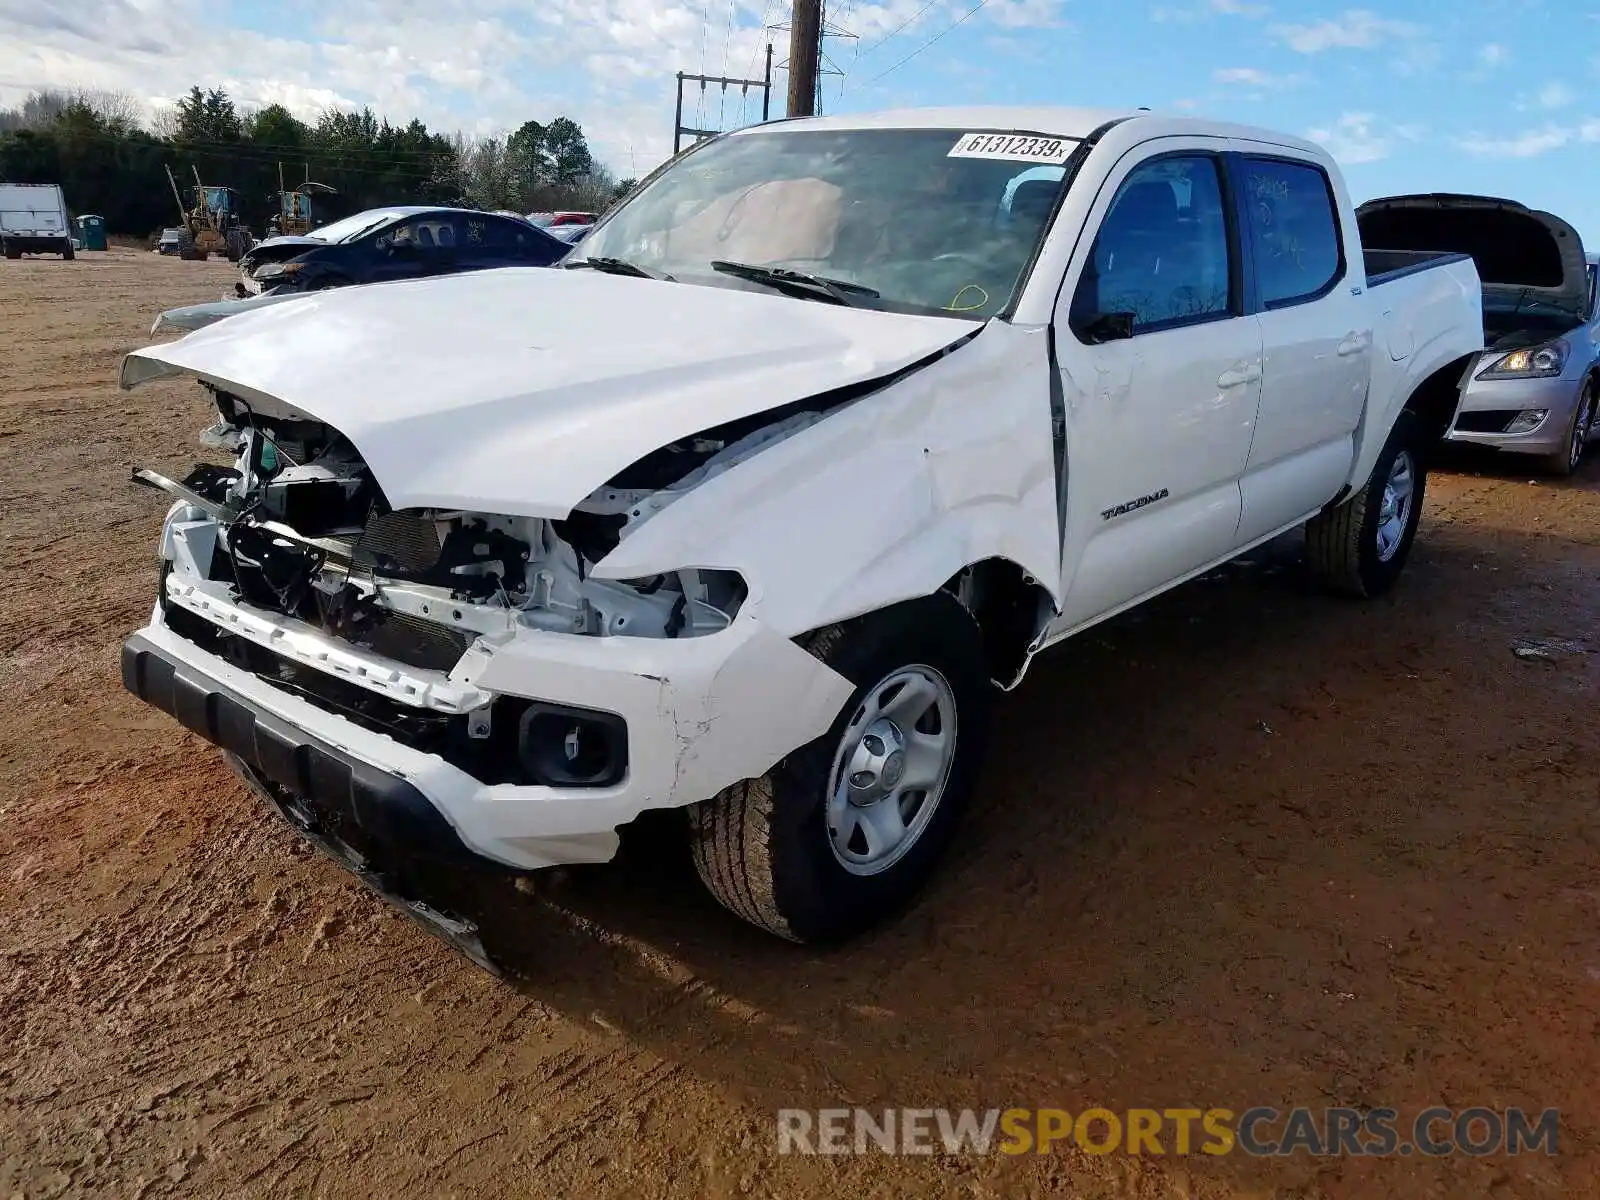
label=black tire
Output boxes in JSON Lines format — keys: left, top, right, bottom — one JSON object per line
{"left": 62, "top": 244, "right": 74, "bottom": 261}
{"left": 689, "top": 592, "right": 993, "bottom": 943}
{"left": 2, "top": 241, "right": 19, "bottom": 260}
{"left": 1306, "top": 410, "right": 1426, "bottom": 598}
{"left": 1538, "top": 379, "right": 1595, "bottom": 478}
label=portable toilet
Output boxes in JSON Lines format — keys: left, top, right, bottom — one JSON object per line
{"left": 76, "top": 214, "right": 107, "bottom": 251}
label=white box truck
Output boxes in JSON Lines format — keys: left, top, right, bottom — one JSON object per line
{"left": 0, "top": 183, "right": 74, "bottom": 260}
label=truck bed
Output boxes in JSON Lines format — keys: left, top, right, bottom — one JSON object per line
{"left": 1364, "top": 248, "right": 1474, "bottom": 287}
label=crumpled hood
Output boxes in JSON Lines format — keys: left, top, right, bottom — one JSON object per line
{"left": 120, "top": 266, "right": 972, "bottom": 519}
{"left": 242, "top": 234, "right": 324, "bottom": 258}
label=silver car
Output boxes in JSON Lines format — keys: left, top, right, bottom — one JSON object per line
{"left": 1359, "top": 195, "right": 1598, "bottom": 476}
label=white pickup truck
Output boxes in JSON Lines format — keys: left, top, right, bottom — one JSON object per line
{"left": 119, "top": 107, "right": 1482, "bottom": 972}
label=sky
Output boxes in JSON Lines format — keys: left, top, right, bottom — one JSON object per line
{"left": 1, "top": 0, "right": 1597, "bottom": 242}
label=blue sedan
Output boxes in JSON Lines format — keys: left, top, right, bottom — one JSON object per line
{"left": 236, "top": 206, "right": 569, "bottom": 297}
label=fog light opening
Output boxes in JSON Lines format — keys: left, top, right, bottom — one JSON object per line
{"left": 1506, "top": 409, "right": 1549, "bottom": 435}
{"left": 516, "top": 702, "right": 627, "bottom": 787}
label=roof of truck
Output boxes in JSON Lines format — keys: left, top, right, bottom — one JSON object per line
{"left": 736, "top": 105, "right": 1326, "bottom": 157}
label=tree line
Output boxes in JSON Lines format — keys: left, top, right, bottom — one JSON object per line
{"left": 0, "top": 87, "right": 638, "bottom": 237}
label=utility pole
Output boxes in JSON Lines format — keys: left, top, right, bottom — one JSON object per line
{"left": 786, "top": 0, "right": 823, "bottom": 118}
{"left": 671, "top": 51, "right": 775, "bottom": 154}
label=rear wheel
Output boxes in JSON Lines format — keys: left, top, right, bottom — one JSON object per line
{"left": 3, "top": 241, "right": 19, "bottom": 260}
{"left": 1306, "top": 410, "right": 1426, "bottom": 598}
{"left": 689, "top": 592, "right": 992, "bottom": 943}
{"left": 1540, "top": 380, "right": 1595, "bottom": 477}
{"left": 62, "top": 243, "right": 74, "bottom": 261}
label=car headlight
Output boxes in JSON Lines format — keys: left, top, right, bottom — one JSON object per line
{"left": 1477, "top": 341, "right": 1567, "bottom": 380}
{"left": 253, "top": 262, "right": 302, "bottom": 280}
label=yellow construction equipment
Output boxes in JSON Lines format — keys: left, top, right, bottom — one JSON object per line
{"left": 165, "top": 164, "right": 253, "bottom": 261}
{"left": 267, "top": 163, "right": 338, "bottom": 238}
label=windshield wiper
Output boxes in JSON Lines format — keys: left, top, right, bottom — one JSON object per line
{"left": 564, "top": 256, "right": 672, "bottom": 281}
{"left": 709, "top": 260, "right": 879, "bottom": 307}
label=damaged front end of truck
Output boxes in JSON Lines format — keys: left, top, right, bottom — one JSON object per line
{"left": 115, "top": 255, "right": 1066, "bottom": 973}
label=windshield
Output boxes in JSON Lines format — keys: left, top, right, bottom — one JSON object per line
{"left": 306, "top": 210, "right": 410, "bottom": 243}
{"left": 572, "top": 127, "right": 1079, "bottom": 319}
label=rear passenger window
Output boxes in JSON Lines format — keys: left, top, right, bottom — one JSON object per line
{"left": 1243, "top": 159, "right": 1342, "bottom": 307}
{"left": 1071, "top": 156, "right": 1232, "bottom": 336}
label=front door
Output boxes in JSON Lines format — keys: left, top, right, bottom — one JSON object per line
{"left": 1049, "top": 148, "right": 1264, "bottom": 634}
{"left": 372, "top": 215, "right": 462, "bottom": 283}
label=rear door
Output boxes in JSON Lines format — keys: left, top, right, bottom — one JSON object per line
{"left": 1049, "top": 143, "right": 1265, "bottom": 631}
{"left": 1233, "top": 152, "right": 1369, "bottom": 543}
{"left": 458, "top": 215, "right": 566, "bottom": 269}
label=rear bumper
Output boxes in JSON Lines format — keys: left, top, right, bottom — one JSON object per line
{"left": 2, "top": 234, "right": 71, "bottom": 253}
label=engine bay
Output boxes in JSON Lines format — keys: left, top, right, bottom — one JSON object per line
{"left": 136, "top": 386, "right": 813, "bottom": 673}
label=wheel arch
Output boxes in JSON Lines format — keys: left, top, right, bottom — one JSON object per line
{"left": 1401, "top": 352, "right": 1478, "bottom": 451}
{"left": 940, "top": 557, "right": 1057, "bottom": 689}
{"left": 797, "top": 557, "right": 1057, "bottom": 691}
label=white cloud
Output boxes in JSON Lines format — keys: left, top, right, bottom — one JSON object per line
{"left": 1455, "top": 125, "right": 1573, "bottom": 157}
{"left": 1478, "top": 42, "right": 1506, "bottom": 67}
{"left": 1306, "top": 111, "right": 1405, "bottom": 163}
{"left": 0, "top": 0, "right": 795, "bottom": 173}
{"left": 1153, "top": 0, "right": 1266, "bottom": 20}
{"left": 1273, "top": 8, "right": 1421, "bottom": 52}
{"left": 1535, "top": 81, "right": 1576, "bottom": 109}
{"left": 984, "top": 0, "right": 1070, "bottom": 30}
{"left": 1213, "top": 66, "right": 1304, "bottom": 87}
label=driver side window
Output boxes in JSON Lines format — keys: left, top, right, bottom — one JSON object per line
{"left": 1070, "top": 156, "right": 1233, "bottom": 340}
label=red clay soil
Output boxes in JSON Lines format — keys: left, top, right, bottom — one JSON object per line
{"left": 2, "top": 249, "right": 1598, "bottom": 1198}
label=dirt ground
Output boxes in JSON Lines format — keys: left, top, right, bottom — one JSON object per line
{"left": 2, "top": 248, "right": 1598, "bottom": 1199}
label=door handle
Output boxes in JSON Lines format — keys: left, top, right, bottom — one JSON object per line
{"left": 1337, "top": 333, "right": 1369, "bottom": 356}
{"left": 1217, "top": 364, "right": 1261, "bottom": 388}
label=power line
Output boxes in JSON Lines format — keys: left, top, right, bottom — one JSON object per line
{"left": 855, "top": 0, "right": 943, "bottom": 57}
{"left": 867, "top": 0, "right": 994, "bottom": 83}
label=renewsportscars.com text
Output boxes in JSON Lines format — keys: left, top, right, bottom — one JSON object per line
{"left": 776, "top": 1106, "right": 1559, "bottom": 1157}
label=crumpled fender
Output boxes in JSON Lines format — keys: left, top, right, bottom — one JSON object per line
{"left": 592, "top": 318, "right": 1063, "bottom": 638}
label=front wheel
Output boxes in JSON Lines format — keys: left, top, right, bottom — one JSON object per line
{"left": 1539, "top": 380, "right": 1595, "bottom": 478}
{"left": 1306, "top": 411, "right": 1426, "bottom": 598}
{"left": 689, "top": 592, "right": 993, "bottom": 943}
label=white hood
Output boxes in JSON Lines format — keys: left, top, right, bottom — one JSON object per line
{"left": 120, "top": 267, "right": 972, "bottom": 519}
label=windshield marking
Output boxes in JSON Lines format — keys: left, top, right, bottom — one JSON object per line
{"left": 947, "top": 132, "right": 1076, "bottom": 164}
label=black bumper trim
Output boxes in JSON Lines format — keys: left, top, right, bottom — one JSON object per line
{"left": 123, "top": 632, "right": 458, "bottom": 850}
{"left": 121, "top": 632, "right": 508, "bottom": 974}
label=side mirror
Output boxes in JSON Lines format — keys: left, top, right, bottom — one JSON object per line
{"left": 1078, "top": 311, "right": 1136, "bottom": 343}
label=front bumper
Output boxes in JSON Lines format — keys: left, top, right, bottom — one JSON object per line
{"left": 125, "top": 594, "right": 853, "bottom": 873}
{"left": 1445, "top": 372, "right": 1583, "bottom": 455}
{"left": 123, "top": 631, "right": 506, "bottom": 970}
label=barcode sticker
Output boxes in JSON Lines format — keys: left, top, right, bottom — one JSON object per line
{"left": 947, "top": 132, "right": 1075, "bottom": 164}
